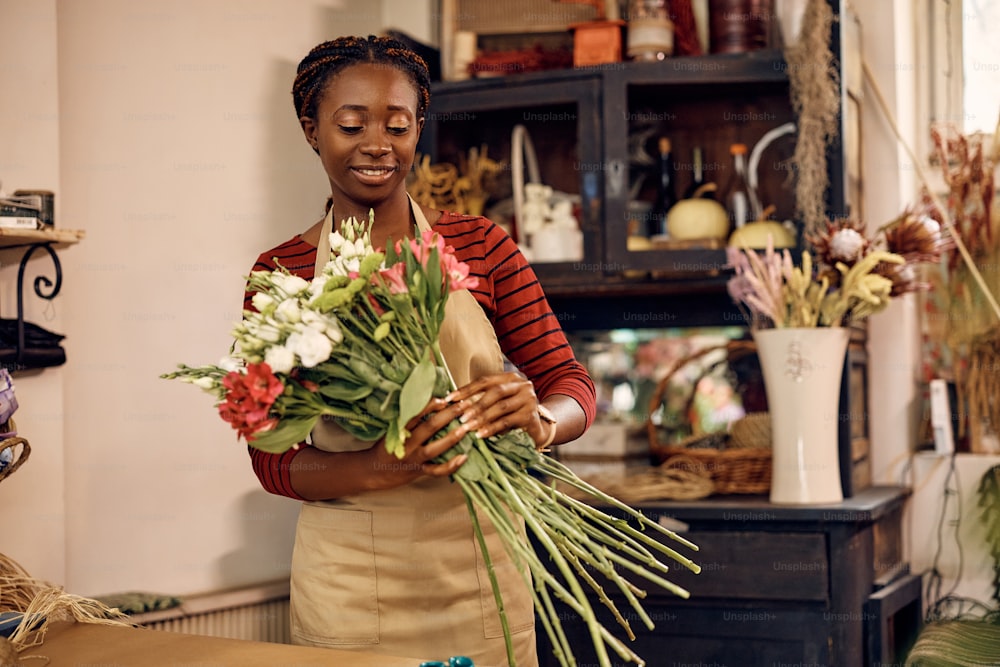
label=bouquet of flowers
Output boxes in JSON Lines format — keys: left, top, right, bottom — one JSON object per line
{"left": 726, "top": 214, "right": 949, "bottom": 328}
{"left": 163, "top": 213, "right": 701, "bottom": 667}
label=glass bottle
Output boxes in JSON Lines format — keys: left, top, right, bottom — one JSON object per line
{"left": 725, "top": 143, "right": 751, "bottom": 230}
{"left": 709, "top": 0, "right": 771, "bottom": 54}
{"left": 627, "top": 0, "right": 674, "bottom": 61}
{"left": 682, "top": 145, "right": 710, "bottom": 199}
{"left": 649, "top": 136, "right": 676, "bottom": 237}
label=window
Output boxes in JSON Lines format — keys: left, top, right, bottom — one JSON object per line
{"left": 926, "top": 0, "right": 999, "bottom": 136}
{"left": 960, "top": 1, "right": 1000, "bottom": 135}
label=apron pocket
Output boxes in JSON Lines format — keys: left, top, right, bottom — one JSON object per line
{"left": 476, "top": 518, "right": 535, "bottom": 638}
{"left": 290, "top": 503, "right": 379, "bottom": 646}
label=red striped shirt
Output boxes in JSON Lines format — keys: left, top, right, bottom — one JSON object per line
{"left": 245, "top": 211, "right": 596, "bottom": 500}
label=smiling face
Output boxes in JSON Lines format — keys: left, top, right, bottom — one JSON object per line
{"left": 300, "top": 62, "right": 424, "bottom": 216}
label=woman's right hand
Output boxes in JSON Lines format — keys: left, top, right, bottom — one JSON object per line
{"left": 365, "top": 396, "right": 475, "bottom": 491}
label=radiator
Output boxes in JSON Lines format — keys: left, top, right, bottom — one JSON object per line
{"left": 132, "top": 579, "right": 291, "bottom": 644}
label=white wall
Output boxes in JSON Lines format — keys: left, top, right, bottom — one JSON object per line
{"left": 0, "top": 0, "right": 66, "bottom": 587}
{"left": 0, "top": 0, "right": 431, "bottom": 597}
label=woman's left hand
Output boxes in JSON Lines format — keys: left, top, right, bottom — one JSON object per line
{"left": 445, "top": 372, "right": 550, "bottom": 447}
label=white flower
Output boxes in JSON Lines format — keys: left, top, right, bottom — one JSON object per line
{"left": 275, "top": 298, "right": 302, "bottom": 324}
{"left": 190, "top": 376, "right": 221, "bottom": 393}
{"left": 300, "top": 309, "right": 327, "bottom": 332}
{"left": 325, "top": 318, "right": 344, "bottom": 345}
{"left": 272, "top": 273, "right": 310, "bottom": 297}
{"left": 829, "top": 228, "right": 865, "bottom": 262}
{"left": 218, "top": 356, "right": 242, "bottom": 372}
{"left": 286, "top": 327, "right": 333, "bottom": 368}
{"left": 329, "top": 257, "right": 361, "bottom": 277}
{"left": 309, "top": 276, "right": 328, "bottom": 298}
{"left": 251, "top": 292, "right": 275, "bottom": 312}
{"left": 328, "top": 230, "right": 348, "bottom": 253}
{"left": 265, "top": 345, "right": 296, "bottom": 374}
{"left": 250, "top": 322, "right": 283, "bottom": 343}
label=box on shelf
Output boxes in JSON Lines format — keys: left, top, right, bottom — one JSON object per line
{"left": 558, "top": 421, "right": 649, "bottom": 478}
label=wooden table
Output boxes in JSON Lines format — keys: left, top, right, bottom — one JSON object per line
{"left": 19, "top": 622, "right": 426, "bottom": 666}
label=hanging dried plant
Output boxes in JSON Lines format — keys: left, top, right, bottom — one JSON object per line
{"left": 784, "top": 0, "right": 841, "bottom": 234}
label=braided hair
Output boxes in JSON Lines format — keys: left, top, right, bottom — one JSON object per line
{"left": 292, "top": 35, "right": 431, "bottom": 122}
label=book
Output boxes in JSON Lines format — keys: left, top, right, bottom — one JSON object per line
{"left": 0, "top": 216, "right": 40, "bottom": 229}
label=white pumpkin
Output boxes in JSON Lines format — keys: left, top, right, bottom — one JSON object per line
{"left": 666, "top": 184, "right": 730, "bottom": 241}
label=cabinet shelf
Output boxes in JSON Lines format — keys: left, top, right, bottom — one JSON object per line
{"left": 432, "top": 49, "right": 789, "bottom": 95}
{"left": 421, "top": 24, "right": 845, "bottom": 328}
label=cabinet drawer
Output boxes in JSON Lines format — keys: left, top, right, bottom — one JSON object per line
{"left": 658, "top": 531, "right": 829, "bottom": 602}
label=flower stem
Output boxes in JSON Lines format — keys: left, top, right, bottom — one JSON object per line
{"left": 461, "top": 486, "right": 516, "bottom": 667}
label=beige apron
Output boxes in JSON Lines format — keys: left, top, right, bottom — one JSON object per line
{"left": 289, "top": 197, "right": 538, "bottom": 667}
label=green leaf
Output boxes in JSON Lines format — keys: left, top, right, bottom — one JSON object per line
{"left": 453, "top": 447, "right": 488, "bottom": 482}
{"left": 399, "top": 351, "right": 436, "bottom": 428}
{"left": 339, "top": 418, "right": 386, "bottom": 442}
{"left": 380, "top": 358, "right": 410, "bottom": 384}
{"left": 425, "top": 244, "right": 442, "bottom": 309}
{"left": 373, "top": 321, "right": 391, "bottom": 341}
{"left": 433, "top": 366, "right": 453, "bottom": 397}
{"left": 317, "top": 381, "right": 373, "bottom": 402}
{"left": 247, "top": 416, "right": 318, "bottom": 454}
{"left": 383, "top": 417, "right": 407, "bottom": 458}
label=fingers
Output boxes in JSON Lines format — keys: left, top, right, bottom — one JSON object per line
{"left": 445, "top": 373, "right": 539, "bottom": 438}
{"left": 422, "top": 453, "right": 467, "bottom": 477}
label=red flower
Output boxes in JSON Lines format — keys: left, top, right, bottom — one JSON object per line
{"left": 217, "top": 362, "right": 284, "bottom": 441}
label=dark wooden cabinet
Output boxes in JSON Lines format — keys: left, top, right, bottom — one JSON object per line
{"left": 535, "top": 486, "right": 920, "bottom": 666}
{"left": 419, "top": 1, "right": 851, "bottom": 330}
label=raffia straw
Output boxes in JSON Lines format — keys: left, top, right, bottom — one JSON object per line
{"left": 0, "top": 553, "right": 131, "bottom": 652}
{"left": 860, "top": 59, "right": 1000, "bottom": 323}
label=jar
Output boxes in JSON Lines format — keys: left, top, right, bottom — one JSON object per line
{"left": 709, "top": 0, "right": 772, "bottom": 54}
{"left": 626, "top": 0, "right": 673, "bottom": 61}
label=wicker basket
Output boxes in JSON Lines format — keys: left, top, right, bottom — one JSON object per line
{"left": 645, "top": 341, "right": 772, "bottom": 495}
{"left": 0, "top": 419, "right": 29, "bottom": 484}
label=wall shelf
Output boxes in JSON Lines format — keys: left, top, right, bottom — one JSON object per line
{"left": 0, "top": 227, "right": 84, "bottom": 372}
{"left": 0, "top": 227, "right": 84, "bottom": 249}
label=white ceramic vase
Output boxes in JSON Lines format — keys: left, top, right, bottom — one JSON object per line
{"left": 753, "top": 327, "right": 848, "bottom": 505}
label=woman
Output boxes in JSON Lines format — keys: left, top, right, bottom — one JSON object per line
{"left": 246, "top": 35, "right": 596, "bottom": 666}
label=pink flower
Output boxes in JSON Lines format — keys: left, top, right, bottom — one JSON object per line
{"left": 400, "top": 230, "right": 447, "bottom": 266}
{"left": 441, "top": 251, "right": 479, "bottom": 292}
{"left": 379, "top": 262, "right": 409, "bottom": 294}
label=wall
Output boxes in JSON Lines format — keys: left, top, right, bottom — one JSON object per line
{"left": 0, "top": 0, "right": 66, "bottom": 586}
{"left": 0, "top": 0, "right": 432, "bottom": 597}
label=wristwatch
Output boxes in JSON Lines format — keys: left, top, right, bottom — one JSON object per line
{"left": 536, "top": 404, "right": 558, "bottom": 450}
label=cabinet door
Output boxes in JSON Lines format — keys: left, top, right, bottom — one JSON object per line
{"left": 602, "top": 52, "right": 797, "bottom": 277}
{"left": 420, "top": 73, "right": 603, "bottom": 290}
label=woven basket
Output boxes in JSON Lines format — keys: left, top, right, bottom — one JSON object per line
{"left": 0, "top": 419, "right": 29, "bottom": 484}
{"left": 645, "top": 341, "right": 772, "bottom": 495}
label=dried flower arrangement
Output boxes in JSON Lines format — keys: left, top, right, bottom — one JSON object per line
{"left": 919, "top": 122, "right": 1000, "bottom": 450}
{"left": 727, "top": 214, "right": 950, "bottom": 329}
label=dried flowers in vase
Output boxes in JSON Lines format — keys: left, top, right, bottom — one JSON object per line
{"left": 727, "top": 214, "right": 950, "bottom": 329}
